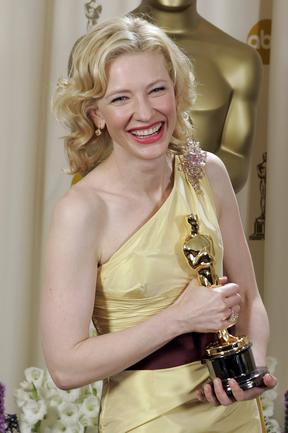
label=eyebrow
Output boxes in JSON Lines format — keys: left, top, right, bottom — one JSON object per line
{"left": 105, "top": 79, "right": 169, "bottom": 99}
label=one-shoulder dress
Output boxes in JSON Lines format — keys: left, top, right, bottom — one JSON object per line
{"left": 92, "top": 156, "right": 265, "bottom": 433}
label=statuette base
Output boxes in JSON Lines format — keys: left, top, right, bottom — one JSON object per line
{"left": 204, "top": 343, "right": 268, "bottom": 397}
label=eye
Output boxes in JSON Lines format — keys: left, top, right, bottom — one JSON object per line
{"left": 110, "top": 95, "right": 129, "bottom": 104}
{"left": 150, "top": 86, "right": 166, "bottom": 95}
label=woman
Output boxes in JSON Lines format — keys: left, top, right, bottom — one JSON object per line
{"left": 41, "top": 15, "right": 276, "bottom": 433}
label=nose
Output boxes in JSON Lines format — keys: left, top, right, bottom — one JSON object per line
{"left": 133, "top": 95, "right": 155, "bottom": 121}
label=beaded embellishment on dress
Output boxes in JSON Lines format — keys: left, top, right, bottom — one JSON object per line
{"left": 179, "top": 138, "right": 207, "bottom": 193}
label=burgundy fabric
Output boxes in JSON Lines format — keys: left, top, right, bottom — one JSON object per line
{"left": 127, "top": 332, "right": 217, "bottom": 370}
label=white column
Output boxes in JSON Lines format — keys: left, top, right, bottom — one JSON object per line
{"left": 264, "top": 0, "right": 288, "bottom": 426}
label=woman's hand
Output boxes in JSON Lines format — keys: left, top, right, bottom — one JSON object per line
{"left": 172, "top": 276, "right": 241, "bottom": 334}
{"left": 195, "top": 374, "right": 278, "bottom": 406}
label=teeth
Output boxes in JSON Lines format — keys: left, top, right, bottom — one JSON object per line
{"left": 131, "top": 123, "right": 162, "bottom": 137}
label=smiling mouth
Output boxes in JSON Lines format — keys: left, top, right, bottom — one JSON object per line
{"left": 130, "top": 122, "right": 163, "bottom": 138}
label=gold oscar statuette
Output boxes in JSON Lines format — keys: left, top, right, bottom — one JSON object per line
{"left": 183, "top": 214, "right": 267, "bottom": 395}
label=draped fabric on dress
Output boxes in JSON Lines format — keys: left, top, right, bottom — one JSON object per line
{"left": 92, "top": 156, "right": 264, "bottom": 433}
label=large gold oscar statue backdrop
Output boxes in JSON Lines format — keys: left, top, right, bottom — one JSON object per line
{"left": 132, "top": 0, "right": 262, "bottom": 193}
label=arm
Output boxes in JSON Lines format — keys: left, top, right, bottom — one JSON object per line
{"left": 211, "top": 154, "right": 269, "bottom": 364}
{"left": 41, "top": 185, "right": 241, "bottom": 390}
{"left": 199, "top": 153, "right": 276, "bottom": 404}
{"left": 41, "top": 190, "right": 179, "bottom": 389}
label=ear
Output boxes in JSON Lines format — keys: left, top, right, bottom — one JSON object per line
{"left": 88, "top": 107, "right": 106, "bottom": 130}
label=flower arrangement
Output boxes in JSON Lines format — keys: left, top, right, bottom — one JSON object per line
{"left": 15, "top": 368, "right": 102, "bottom": 433}
{"left": 260, "top": 356, "right": 281, "bottom": 433}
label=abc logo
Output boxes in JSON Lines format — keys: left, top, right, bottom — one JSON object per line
{"left": 247, "top": 19, "right": 272, "bottom": 65}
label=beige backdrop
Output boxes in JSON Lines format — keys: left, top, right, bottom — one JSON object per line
{"left": 1, "top": 0, "right": 287, "bottom": 428}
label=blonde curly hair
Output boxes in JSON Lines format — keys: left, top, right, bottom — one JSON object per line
{"left": 52, "top": 15, "right": 196, "bottom": 176}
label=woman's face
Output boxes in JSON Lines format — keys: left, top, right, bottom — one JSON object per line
{"left": 92, "top": 51, "right": 177, "bottom": 162}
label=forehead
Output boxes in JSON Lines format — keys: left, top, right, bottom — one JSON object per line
{"left": 105, "top": 52, "right": 171, "bottom": 91}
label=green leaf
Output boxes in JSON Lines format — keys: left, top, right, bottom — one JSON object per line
{"left": 31, "top": 383, "right": 39, "bottom": 401}
{"left": 32, "top": 420, "right": 41, "bottom": 432}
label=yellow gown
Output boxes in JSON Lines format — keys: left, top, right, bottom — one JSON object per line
{"left": 92, "top": 156, "right": 265, "bottom": 433}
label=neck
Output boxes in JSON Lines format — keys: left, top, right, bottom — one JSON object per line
{"left": 104, "top": 151, "right": 174, "bottom": 199}
{"left": 134, "top": 0, "right": 200, "bottom": 32}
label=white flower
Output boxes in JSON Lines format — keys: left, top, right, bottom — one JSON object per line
{"left": 262, "top": 398, "right": 274, "bottom": 417}
{"left": 43, "top": 371, "right": 58, "bottom": 390}
{"left": 16, "top": 367, "right": 101, "bottom": 433}
{"left": 89, "top": 381, "right": 102, "bottom": 398}
{"left": 20, "top": 420, "right": 33, "bottom": 433}
{"left": 80, "top": 396, "right": 100, "bottom": 419}
{"left": 19, "top": 380, "right": 34, "bottom": 392}
{"left": 268, "top": 418, "right": 281, "bottom": 432}
{"left": 22, "top": 399, "right": 47, "bottom": 425}
{"left": 79, "top": 412, "right": 99, "bottom": 430}
{"left": 15, "top": 388, "right": 30, "bottom": 408}
{"left": 48, "top": 393, "right": 64, "bottom": 408}
{"left": 57, "top": 387, "right": 81, "bottom": 402}
{"left": 51, "top": 421, "right": 67, "bottom": 433}
{"left": 265, "top": 417, "right": 281, "bottom": 433}
{"left": 58, "top": 402, "right": 79, "bottom": 425}
{"left": 50, "top": 420, "right": 84, "bottom": 433}
{"left": 25, "top": 367, "right": 45, "bottom": 389}
{"left": 39, "top": 387, "right": 61, "bottom": 401}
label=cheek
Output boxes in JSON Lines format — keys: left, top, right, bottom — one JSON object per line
{"left": 162, "top": 94, "right": 177, "bottom": 125}
{"left": 105, "top": 109, "right": 131, "bottom": 131}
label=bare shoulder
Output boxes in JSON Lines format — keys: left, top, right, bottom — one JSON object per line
{"left": 205, "top": 152, "right": 230, "bottom": 186}
{"left": 53, "top": 183, "right": 104, "bottom": 223}
{"left": 205, "top": 152, "right": 236, "bottom": 215}
{"left": 50, "top": 182, "right": 107, "bottom": 251}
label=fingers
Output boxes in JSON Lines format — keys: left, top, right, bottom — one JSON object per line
{"left": 224, "top": 294, "right": 242, "bottom": 309}
{"left": 214, "top": 284, "right": 241, "bottom": 314}
{"left": 203, "top": 382, "right": 220, "bottom": 406}
{"left": 222, "top": 304, "right": 240, "bottom": 319}
{"left": 195, "top": 388, "right": 206, "bottom": 402}
{"left": 228, "top": 379, "right": 263, "bottom": 400}
{"left": 181, "top": 279, "right": 241, "bottom": 333}
{"left": 229, "top": 375, "right": 277, "bottom": 401}
{"left": 213, "top": 379, "right": 234, "bottom": 405}
{"left": 198, "top": 379, "right": 234, "bottom": 406}
{"left": 263, "top": 373, "right": 278, "bottom": 388}
{"left": 214, "top": 283, "right": 240, "bottom": 297}
{"left": 197, "top": 375, "right": 278, "bottom": 407}
{"left": 219, "top": 276, "right": 228, "bottom": 285}
{"left": 222, "top": 307, "right": 232, "bottom": 321}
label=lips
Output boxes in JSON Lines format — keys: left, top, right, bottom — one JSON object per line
{"left": 128, "top": 121, "right": 165, "bottom": 145}
{"left": 129, "top": 122, "right": 163, "bottom": 138}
